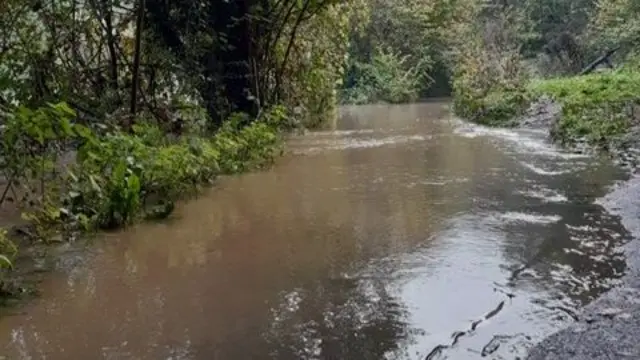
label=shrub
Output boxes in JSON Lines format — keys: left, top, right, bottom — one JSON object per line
{"left": 448, "top": 3, "right": 532, "bottom": 126}
{"left": 341, "top": 47, "right": 431, "bottom": 104}
{"left": 452, "top": 59, "right": 531, "bottom": 127}
{"left": 0, "top": 101, "right": 284, "bottom": 263}
{"left": 65, "top": 112, "right": 281, "bottom": 229}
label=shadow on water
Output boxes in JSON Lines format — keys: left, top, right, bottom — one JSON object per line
{"left": 0, "top": 101, "right": 633, "bottom": 360}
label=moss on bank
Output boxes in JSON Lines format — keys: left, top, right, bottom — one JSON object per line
{"left": 0, "top": 105, "right": 288, "bottom": 298}
{"left": 528, "top": 70, "right": 640, "bottom": 147}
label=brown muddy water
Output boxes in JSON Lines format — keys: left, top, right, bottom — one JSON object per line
{"left": 0, "top": 101, "right": 633, "bottom": 360}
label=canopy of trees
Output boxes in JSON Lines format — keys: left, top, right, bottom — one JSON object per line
{"left": 338, "top": 0, "right": 640, "bottom": 105}
{"left": 0, "top": 0, "right": 366, "bottom": 132}
{"left": 4, "top": 0, "right": 637, "bottom": 126}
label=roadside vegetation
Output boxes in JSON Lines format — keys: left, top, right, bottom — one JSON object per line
{"left": 0, "top": 0, "right": 366, "bottom": 297}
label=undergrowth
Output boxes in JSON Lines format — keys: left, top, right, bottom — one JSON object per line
{"left": 0, "top": 104, "right": 286, "bottom": 289}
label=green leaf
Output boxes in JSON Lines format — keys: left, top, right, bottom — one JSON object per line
{"left": 89, "top": 175, "right": 102, "bottom": 193}
{"left": 0, "top": 254, "right": 13, "bottom": 269}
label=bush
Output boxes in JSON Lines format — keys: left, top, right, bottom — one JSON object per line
{"left": 452, "top": 66, "right": 531, "bottom": 127}
{"left": 341, "top": 47, "right": 431, "bottom": 104}
{"left": 64, "top": 112, "right": 282, "bottom": 230}
{"left": 447, "top": 3, "right": 532, "bottom": 126}
{"left": 453, "top": 86, "right": 531, "bottom": 126}
{"left": 0, "top": 102, "right": 284, "bottom": 271}
{"left": 449, "top": 33, "right": 531, "bottom": 126}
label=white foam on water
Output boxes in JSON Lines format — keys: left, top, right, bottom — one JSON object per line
{"left": 293, "top": 134, "right": 430, "bottom": 154}
{"left": 416, "top": 180, "right": 448, "bottom": 186}
{"left": 306, "top": 129, "right": 376, "bottom": 137}
{"left": 566, "top": 224, "right": 598, "bottom": 232}
{"left": 497, "top": 212, "right": 562, "bottom": 225}
{"left": 422, "top": 178, "right": 469, "bottom": 185}
{"left": 453, "top": 122, "right": 589, "bottom": 160}
{"left": 405, "top": 177, "right": 470, "bottom": 188}
{"left": 518, "top": 189, "right": 568, "bottom": 203}
{"left": 520, "top": 162, "right": 572, "bottom": 176}
{"left": 453, "top": 124, "right": 516, "bottom": 139}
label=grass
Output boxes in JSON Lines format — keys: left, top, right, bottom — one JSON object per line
{"left": 528, "top": 70, "right": 640, "bottom": 147}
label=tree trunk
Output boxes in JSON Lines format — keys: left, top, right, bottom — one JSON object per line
{"left": 129, "top": 0, "right": 145, "bottom": 130}
{"left": 216, "top": 0, "right": 258, "bottom": 122}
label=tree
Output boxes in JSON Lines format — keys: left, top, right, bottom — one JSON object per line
{"left": 341, "top": 0, "right": 465, "bottom": 103}
{"left": 587, "top": 0, "right": 640, "bottom": 61}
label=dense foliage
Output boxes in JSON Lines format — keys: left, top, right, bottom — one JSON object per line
{"left": 338, "top": 0, "right": 602, "bottom": 106}
{"left": 448, "top": 3, "right": 532, "bottom": 125}
{"left": 340, "top": 0, "right": 457, "bottom": 104}
{"left": 0, "top": 0, "right": 362, "bottom": 290}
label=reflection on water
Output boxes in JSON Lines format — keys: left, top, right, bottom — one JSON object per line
{"left": 0, "top": 102, "right": 632, "bottom": 359}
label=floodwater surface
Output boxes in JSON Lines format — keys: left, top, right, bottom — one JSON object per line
{"left": 0, "top": 102, "right": 633, "bottom": 359}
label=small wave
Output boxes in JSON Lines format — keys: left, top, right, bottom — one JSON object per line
{"left": 453, "top": 123, "right": 588, "bottom": 159}
{"left": 520, "top": 162, "right": 571, "bottom": 176}
{"left": 407, "top": 177, "right": 470, "bottom": 187}
{"left": 306, "top": 129, "right": 376, "bottom": 137}
{"left": 453, "top": 125, "right": 513, "bottom": 139}
{"left": 498, "top": 212, "right": 562, "bottom": 224}
{"left": 292, "top": 135, "right": 429, "bottom": 154}
{"left": 518, "top": 189, "right": 568, "bottom": 203}
{"left": 416, "top": 180, "right": 448, "bottom": 186}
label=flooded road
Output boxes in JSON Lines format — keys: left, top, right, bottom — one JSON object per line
{"left": 0, "top": 102, "right": 633, "bottom": 359}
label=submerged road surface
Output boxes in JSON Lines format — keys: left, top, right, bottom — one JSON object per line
{"left": 0, "top": 102, "right": 634, "bottom": 359}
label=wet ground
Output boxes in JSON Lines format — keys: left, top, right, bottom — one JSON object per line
{"left": 0, "top": 101, "right": 634, "bottom": 359}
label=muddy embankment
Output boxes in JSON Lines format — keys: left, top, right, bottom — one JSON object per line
{"left": 521, "top": 98, "right": 640, "bottom": 360}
